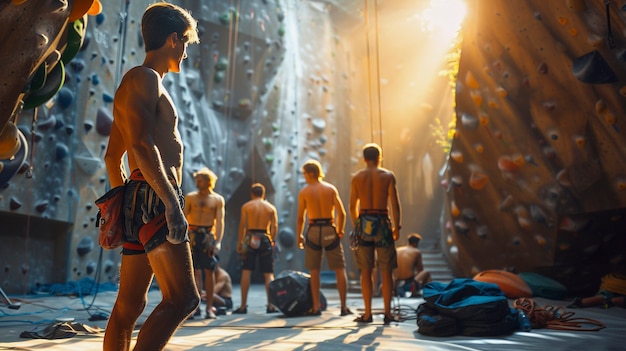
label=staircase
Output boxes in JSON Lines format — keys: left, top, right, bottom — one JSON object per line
{"left": 422, "top": 249, "right": 456, "bottom": 284}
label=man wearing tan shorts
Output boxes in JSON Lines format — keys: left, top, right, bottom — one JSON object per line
{"left": 296, "top": 159, "right": 352, "bottom": 316}
{"left": 349, "top": 143, "right": 401, "bottom": 325}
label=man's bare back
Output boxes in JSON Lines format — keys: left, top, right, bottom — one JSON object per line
{"left": 396, "top": 246, "right": 423, "bottom": 280}
{"left": 299, "top": 181, "right": 341, "bottom": 219}
{"left": 242, "top": 199, "right": 277, "bottom": 232}
{"left": 350, "top": 168, "right": 396, "bottom": 210}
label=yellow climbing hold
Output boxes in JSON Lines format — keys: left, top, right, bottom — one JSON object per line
{"left": 558, "top": 17, "right": 569, "bottom": 25}
{"left": 568, "top": 27, "right": 578, "bottom": 36}
{"left": 488, "top": 99, "right": 500, "bottom": 109}
{"left": 474, "top": 143, "right": 484, "bottom": 153}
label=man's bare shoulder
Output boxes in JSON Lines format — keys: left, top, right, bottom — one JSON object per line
{"left": 185, "top": 190, "right": 199, "bottom": 198}
{"left": 118, "top": 66, "right": 157, "bottom": 88}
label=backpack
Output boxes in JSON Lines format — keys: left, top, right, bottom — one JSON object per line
{"left": 417, "top": 278, "right": 518, "bottom": 337}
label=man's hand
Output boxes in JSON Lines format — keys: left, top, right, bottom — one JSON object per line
{"left": 297, "top": 235, "right": 304, "bottom": 250}
{"left": 166, "top": 207, "right": 188, "bottom": 244}
{"left": 392, "top": 228, "right": 400, "bottom": 241}
{"left": 236, "top": 242, "right": 242, "bottom": 254}
{"left": 337, "top": 230, "right": 344, "bottom": 239}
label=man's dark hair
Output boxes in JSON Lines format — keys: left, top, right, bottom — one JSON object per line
{"left": 251, "top": 183, "right": 265, "bottom": 198}
{"left": 408, "top": 233, "right": 422, "bottom": 246}
{"left": 363, "top": 143, "right": 382, "bottom": 162}
{"left": 142, "top": 2, "right": 199, "bottom": 52}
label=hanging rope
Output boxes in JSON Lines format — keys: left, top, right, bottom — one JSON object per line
{"left": 222, "top": 0, "right": 242, "bottom": 184}
{"left": 364, "top": 0, "right": 375, "bottom": 143}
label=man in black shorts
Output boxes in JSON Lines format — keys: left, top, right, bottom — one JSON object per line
{"left": 233, "top": 183, "right": 279, "bottom": 314}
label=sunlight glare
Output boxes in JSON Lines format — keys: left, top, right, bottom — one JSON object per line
{"left": 419, "top": 0, "right": 467, "bottom": 43}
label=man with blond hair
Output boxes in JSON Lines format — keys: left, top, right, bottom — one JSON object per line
{"left": 296, "top": 159, "right": 352, "bottom": 316}
{"left": 184, "top": 167, "right": 225, "bottom": 319}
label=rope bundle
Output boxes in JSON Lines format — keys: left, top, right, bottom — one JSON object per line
{"left": 513, "top": 298, "right": 605, "bottom": 331}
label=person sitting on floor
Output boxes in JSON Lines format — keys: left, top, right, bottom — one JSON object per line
{"left": 395, "top": 233, "right": 432, "bottom": 297}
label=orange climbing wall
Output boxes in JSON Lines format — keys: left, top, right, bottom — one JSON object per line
{"left": 445, "top": 0, "right": 626, "bottom": 294}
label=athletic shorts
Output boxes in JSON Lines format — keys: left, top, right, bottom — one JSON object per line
{"left": 189, "top": 226, "right": 218, "bottom": 270}
{"left": 354, "top": 215, "right": 397, "bottom": 271}
{"left": 304, "top": 220, "right": 345, "bottom": 270}
{"left": 241, "top": 230, "right": 273, "bottom": 273}
{"left": 121, "top": 171, "right": 186, "bottom": 255}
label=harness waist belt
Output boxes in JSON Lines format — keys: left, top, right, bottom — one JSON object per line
{"left": 189, "top": 225, "right": 213, "bottom": 231}
{"left": 129, "top": 169, "right": 178, "bottom": 185}
{"left": 248, "top": 229, "right": 268, "bottom": 236}
{"left": 359, "top": 209, "right": 388, "bottom": 215}
{"left": 309, "top": 218, "right": 333, "bottom": 226}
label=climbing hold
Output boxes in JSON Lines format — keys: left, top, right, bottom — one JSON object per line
{"left": 103, "top": 92, "right": 114, "bottom": 103}
{"left": 76, "top": 237, "right": 94, "bottom": 256}
{"left": 9, "top": 197, "right": 22, "bottom": 210}
{"left": 469, "top": 170, "right": 489, "bottom": 190}
{"left": 537, "top": 62, "right": 548, "bottom": 75}
{"left": 497, "top": 155, "right": 519, "bottom": 172}
{"left": 56, "top": 144, "right": 69, "bottom": 160}
{"left": 572, "top": 50, "right": 618, "bottom": 84}
{"left": 35, "top": 200, "right": 49, "bottom": 212}
{"left": 478, "top": 112, "right": 489, "bottom": 126}
{"left": 573, "top": 135, "right": 586, "bottom": 148}
{"left": 465, "top": 71, "right": 479, "bottom": 89}
{"left": 453, "top": 220, "right": 470, "bottom": 234}
{"left": 495, "top": 86, "right": 508, "bottom": 97}
{"left": 534, "top": 235, "right": 547, "bottom": 246}
{"left": 474, "top": 143, "right": 484, "bottom": 153}
{"left": 451, "top": 201, "right": 460, "bottom": 217}
{"left": 461, "top": 113, "right": 479, "bottom": 130}
{"left": 96, "top": 107, "right": 113, "bottom": 136}
{"left": 470, "top": 90, "right": 482, "bottom": 106}
{"left": 450, "top": 150, "right": 463, "bottom": 163}
{"left": 0, "top": 122, "right": 21, "bottom": 159}
{"left": 57, "top": 87, "right": 74, "bottom": 109}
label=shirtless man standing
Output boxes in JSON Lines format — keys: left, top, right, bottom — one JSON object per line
{"left": 296, "top": 159, "right": 352, "bottom": 316}
{"left": 395, "top": 233, "right": 431, "bottom": 297}
{"left": 349, "top": 143, "right": 401, "bottom": 325}
{"left": 233, "top": 183, "right": 279, "bottom": 314}
{"left": 184, "top": 167, "right": 225, "bottom": 319}
{"left": 102, "top": 3, "right": 200, "bottom": 350}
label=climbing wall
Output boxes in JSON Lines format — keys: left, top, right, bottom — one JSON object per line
{"left": 445, "top": 0, "right": 626, "bottom": 295}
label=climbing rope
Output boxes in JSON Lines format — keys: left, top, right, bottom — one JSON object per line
{"left": 513, "top": 297, "right": 605, "bottom": 332}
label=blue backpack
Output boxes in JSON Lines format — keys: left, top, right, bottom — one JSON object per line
{"left": 417, "top": 278, "right": 519, "bottom": 336}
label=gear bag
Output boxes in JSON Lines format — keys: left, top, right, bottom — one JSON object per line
{"left": 95, "top": 185, "right": 126, "bottom": 249}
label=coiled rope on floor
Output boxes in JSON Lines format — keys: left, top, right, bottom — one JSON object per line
{"left": 513, "top": 297, "right": 605, "bottom": 332}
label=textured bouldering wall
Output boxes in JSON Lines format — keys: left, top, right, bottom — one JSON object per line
{"left": 445, "top": 0, "right": 626, "bottom": 295}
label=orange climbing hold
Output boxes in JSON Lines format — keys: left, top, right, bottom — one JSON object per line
{"left": 497, "top": 155, "right": 519, "bottom": 172}
{"left": 465, "top": 71, "right": 479, "bottom": 89}
{"left": 470, "top": 90, "right": 483, "bottom": 106}
{"left": 450, "top": 151, "right": 463, "bottom": 163}
{"left": 469, "top": 172, "right": 488, "bottom": 190}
